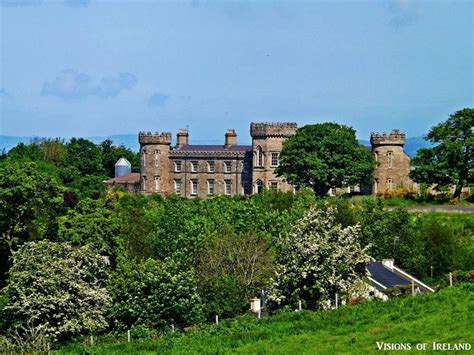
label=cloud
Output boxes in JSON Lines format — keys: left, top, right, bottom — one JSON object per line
{"left": 148, "top": 93, "right": 168, "bottom": 106}
{"left": 1, "top": 0, "right": 90, "bottom": 6}
{"left": 42, "top": 70, "right": 137, "bottom": 99}
{"left": 388, "top": 0, "right": 419, "bottom": 29}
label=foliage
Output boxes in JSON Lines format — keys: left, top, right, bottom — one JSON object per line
{"left": 2, "top": 241, "right": 110, "bottom": 343}
{"left": 276, "top": 123, "right": 375, "bottom": 196}
{"left": 65, "top": 138, "right": 105, "bottom": 177}
{"left": 410, "top": 108, "right": 473, "bottom": 198}
{"left": 0, "top": 160, "right": 63, "bottom": 250}
{"left": 107, "top": 258, "right": 204, "bottom": 331}
{"left": 57, "top": 284, "right": 474, "bottom": 354}
{"left": 57, "top": 198, "right": 121, "bottom": 259}
{"left": 269, "top": 206, "right": 370, "bottom": 309}
{"left": 357, "top": 199, "right": 426, "bottom": 277}
{"left": 196, "top": 231, "right": 275, "bottom": 320}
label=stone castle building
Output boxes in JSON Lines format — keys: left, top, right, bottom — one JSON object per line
{"left": 105, "top": 123, "right": 414, "bottom": 196}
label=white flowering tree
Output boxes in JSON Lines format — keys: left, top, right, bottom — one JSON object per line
{"left": 2, "top": 240, "right": 111, "bottom": 343}
{"left": 269, "top": 206, "right": 370, "bottom": 309}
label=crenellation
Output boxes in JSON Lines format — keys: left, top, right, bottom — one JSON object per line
{"left": 250, "top": 122, "right": 297, "bottom": 138}
{"left": 139, "top": 132, "right": 172, "bottom": 145}
{"left": 370, "top": 130, "right": 406, "bottom": 146}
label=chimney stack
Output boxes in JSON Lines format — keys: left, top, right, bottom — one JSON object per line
{"left": 176, "top": 128, "right": 189, "bottom": 147}
{"left": 225, "top": 129, "right": 237, "bottom": 147}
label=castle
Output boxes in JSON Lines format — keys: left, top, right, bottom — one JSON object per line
{"left": 104, "top": 123, "right": 414, "bottom": 196}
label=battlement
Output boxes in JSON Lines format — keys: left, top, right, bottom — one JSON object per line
{"left": 370, "top": 129, "right": 406, "bottom": 146}
{"left": 250, "top": 122, "right": 297, "bottom": 138}
{"left": 138, "top": 131, "right": 172, "bottom": 145}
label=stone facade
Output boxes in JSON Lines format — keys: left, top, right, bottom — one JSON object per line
{"left": 370, "top": 130, "right": 415, "bottom": 193}
{"left": 137, "top": 123, "right": 413, "bottom": 197}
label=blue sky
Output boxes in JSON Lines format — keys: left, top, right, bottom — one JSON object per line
{"left": 0, "top": 0, "right": 472, "bottom": 144}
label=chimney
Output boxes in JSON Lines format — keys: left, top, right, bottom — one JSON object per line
{"left": 225, "top": 129, "right": 237, "bottom": 147}
{"left": 382, "top": 259, "right": 394, "bottom": 269}
{"left": 176, "top": 128, "right": 189, "bottom": 147}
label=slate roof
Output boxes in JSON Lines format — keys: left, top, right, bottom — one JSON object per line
{"left": 174, "top": 144, "right": 252, "bottom": 152}
{"left": 104, "top": 172, "right": 140, "bottom": 183}
{"left": 367, "top": 262, "right": 410, "bottom": 289}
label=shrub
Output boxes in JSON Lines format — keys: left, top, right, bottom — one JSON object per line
{"left": 2, "top": 241, "right": 111, "bottom": 343}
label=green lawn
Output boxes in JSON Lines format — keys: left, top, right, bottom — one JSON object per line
{"left": 57, "top": 283, "right": 474, "bottom": 354}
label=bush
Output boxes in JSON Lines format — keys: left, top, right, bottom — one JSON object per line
{"left": 2, "top": 241, "right": 111, "bottom": 343}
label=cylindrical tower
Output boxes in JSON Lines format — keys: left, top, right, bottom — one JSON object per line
{"left": 138, "top": 131, "right": 172, "bottom": 194}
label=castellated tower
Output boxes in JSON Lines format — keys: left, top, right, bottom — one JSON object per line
{"left": 250, "top": 122, "right": 297, "bottom": 193}
{"left": 138, "top": 131, "right": 172, "bottom": 194}
{"left": 370, "top": 129, "right": 414, "bottom": 194}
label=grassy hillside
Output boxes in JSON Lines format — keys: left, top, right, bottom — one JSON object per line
{"left": 57, "top": 283, "right": 473, "bottom": 354}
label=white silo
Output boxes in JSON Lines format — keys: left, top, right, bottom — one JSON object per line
{"left": 115, "top": 157, "right": 132, "bottom": 177}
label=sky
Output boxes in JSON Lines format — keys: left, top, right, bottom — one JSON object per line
{"left": 0, "top": 0, "right": 472, "bottom": 144}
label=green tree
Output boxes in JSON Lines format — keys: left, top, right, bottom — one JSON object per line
{"left": 410, "top": 108, "right": 473, "bottom": 198}
{"left": 108, "top": 258, "right": 203, "bottom": 330}
{"left": 57, "top": 198, "right": 121, "bottom": 259}
{"left": 276, "top": 123, "right": 375, "bottom": 196}
{"left": 196, "top": 231, "right": 274, "bottom": 319}
{"left": 0, "top": 160, "right": 63, "bottom": 250}
{"left": 269, "top": 206, "right": 370, "bottom": 309}
{"left": 65, "top": 138, "right": 104, "bottom": 177}
{"left": 2, "top": 240, "right": 110, "bottom": 343}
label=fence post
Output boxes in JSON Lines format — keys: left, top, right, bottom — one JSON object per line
{"left": 90, "top": 335, "right": 94, "bottom": 347}
{"left": 258, "top": 309, "right": 261, "bottom": 319}
{"left": 127, "top": 329, "right": 131, "bottom": 343}
{"left": 412, "top": 280, "right": 415, "bottom": 296}
{"left": 171, "top": 324, "right": 175, "bottom": 333}
{"left": 298, "top": 300, "right": 302, "bottom": 312}
{"left": 449, "top": 272, "right": 453, "bottom": 287}
{"left": 215, "top": 315, "right": 219, "bottom": 325}
{"left": 335, "top": 293, "right": 339, "bottom": 308}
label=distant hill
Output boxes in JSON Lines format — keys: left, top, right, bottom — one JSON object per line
{"left": 1, "top": 134, "right": 432, "bottom": 156}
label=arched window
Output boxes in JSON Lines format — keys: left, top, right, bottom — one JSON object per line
{"left": 386, "top": 178, "right": 393, "bottom": 191}
{"left": 255, "top": 146, "right": 264, "bottom": 167}
{"left": 255, "top": 179, "right": 264, "bottom": 193}
{"left": 142, "top": 148, "right": 147, "bottom": 167}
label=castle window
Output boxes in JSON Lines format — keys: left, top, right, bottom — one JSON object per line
{"left": 142, "top": 148, "right": 147, "bottom": 167}
{"left": 154, "top": 176, "right": 160, "bottom": 191}
{"left": 207, "top": 179, "right": 215, "bottom": 195}
{"left": 191, "top": 179, "right": 198, "bottom": 195}
{"left": 174, "top": 179, "right": 182, "bottom": 195}
{"left": 256, "top": 146, "right": 264, "bottom": 167}
{"left": 271, "top": 152, "right": 279, "bottom": 167}
{"left": 386, "top": 178, "right": 393, "bottom": 191}
{"left": 224, "top": 161, "right": 232, "bottom": 173}
{"left": 175, "top": 161, "right": 182, "bottom": 172}
{"left": 225, "top": 180, "right": 232, "bottom": 195}
{"left": 387, "top": 151, "right": 393, "bottom": 168}
{"left": 154, "top": 150, "right": 160, "bottom": 167}
{"left": 270, "top": 181, "right": 278, "bottom": 191}
{"left": 191, "top": 161, "right": 198, "bottom": 173}
{"left": 373, "top": 179, "right": 378, "bottom": 194}
{"left": 141, "top": 175, "right": 146, "bottom": 191}
{"left": 255, "top": 179, "right": 264, "bottom": 193}
{"left": 207, "top": 161, "right": 215, "bottom": 173}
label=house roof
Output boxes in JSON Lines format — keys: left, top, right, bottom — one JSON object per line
{"left": 174, "top": 144, "right": 252, "bottom": 152}
{"left": 104, "top": 172, "right": 140, "bottom": 184}
{"left": 367, "top": 262, "right": 410, "bottom": 289}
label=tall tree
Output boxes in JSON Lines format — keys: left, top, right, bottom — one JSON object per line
{"left": 275, "top": 123, "right": 375, "bottom": 196}
{"left": 65, "top": 138, "right": 104, "bottom": 177}
{"left": 410, "top": 108, "right": 473, "bottom": 198}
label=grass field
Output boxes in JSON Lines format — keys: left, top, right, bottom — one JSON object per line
{"left": 57, "top": 283, "right": 473, "bottom": 354}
